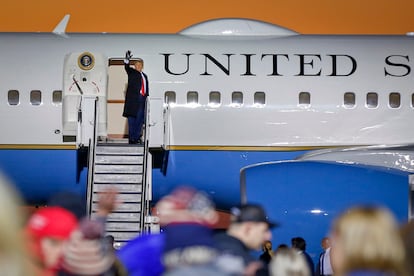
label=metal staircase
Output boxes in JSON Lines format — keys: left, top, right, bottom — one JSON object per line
{"left": 70, "top": 91, "right": 158, "bottom": 249}
{"left": 66, "top": 71, "right": 160, "bottom": 248}
{"left": 88, "top": 142, "right": 148, "bottom": 248}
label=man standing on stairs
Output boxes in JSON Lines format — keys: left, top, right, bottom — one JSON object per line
{"left": 123, "top": 50, "right": 149, "bottom": 144}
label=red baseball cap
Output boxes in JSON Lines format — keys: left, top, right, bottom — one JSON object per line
{"left": 26, "top": 206, "right": 78, "bottom": 240}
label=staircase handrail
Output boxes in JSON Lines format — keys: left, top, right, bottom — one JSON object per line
{"left": 139, "top": 97, "right": 151, "bottom": 233}
{"left": 86, "top": 97, "right": 99, "bottom": 216}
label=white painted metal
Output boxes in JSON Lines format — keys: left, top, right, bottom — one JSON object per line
{"left": 76, "top": 95, "right": 98, "bottom": 147}
{"left": 179, "top": 18, "right": 298, "bottom": 37}
{"left": 63, "top": 52, "right": 107, "bottom": 138}
{"left": 0, "top": 22, "right": 413, "bottom": 148}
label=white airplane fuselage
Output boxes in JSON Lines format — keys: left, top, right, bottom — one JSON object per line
{"left": 0, "top": 22, "right": 414, "bottom": 208}
{"left": 3, "top": 33, "right": 414, "bottom": 146}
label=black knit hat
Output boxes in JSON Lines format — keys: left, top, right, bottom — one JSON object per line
{"left": 230, "top": 204, "right": 279, "bottom": 228}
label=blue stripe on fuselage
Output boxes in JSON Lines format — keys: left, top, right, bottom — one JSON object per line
{"left": 0, "top": 149, "right": 87, "bottom": 204}
{"left": 152, "top": 149, "right": 307, "bottom": 209}
{"left": 0, "top": 148, "right": 305, "bottom": 207}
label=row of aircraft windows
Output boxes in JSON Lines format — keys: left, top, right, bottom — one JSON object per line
{"left": 165, "top": 91, "right": 408, "bottom": 109}
{"left": 1, "top": 89, "right": 411, "bottom": 109}
{"left": 7, "top": 90, "right": 63, "bottom": 106}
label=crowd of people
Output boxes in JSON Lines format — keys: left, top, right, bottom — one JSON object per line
{"left": 0, "top": 171, "right": 413, "bottom": 276}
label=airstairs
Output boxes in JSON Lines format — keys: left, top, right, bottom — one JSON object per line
{"left": 88, "top": 142, "right": 148, "bottom": 248}
{"left": 72, "top": 95, "right": 156, "bottom": 249}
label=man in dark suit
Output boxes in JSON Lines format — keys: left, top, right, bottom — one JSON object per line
{"left": 291, "top": 236, "right": 315, "bottom": 276}
{"left": 316, "top": 237, "right": 333, "bottom": 276}
{"left": 123, "top": 50, "right": 149, "bottom": 144}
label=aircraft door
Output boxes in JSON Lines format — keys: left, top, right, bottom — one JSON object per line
{"left": 62, "top": 52, "right": 108, "bottom": 139}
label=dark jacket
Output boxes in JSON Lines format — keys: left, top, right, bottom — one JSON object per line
{"left": 302, "top": 251, "right": 315, "bottom": 276}
{"left": 117, "top": 233, "right": 164, "bottom": 276}
{"left": 214, "top": 232, "right": 269, "bottom": 276}
{"left": 347, "top": 271, "right": 396, "bottom": 276}
{"left": 214, "top": 232, "right": 254, "bottom": 265}
{"left": 122, "top": 63, "right": 149, "bottom": 117}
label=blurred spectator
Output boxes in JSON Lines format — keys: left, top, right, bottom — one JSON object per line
{"left": 25, "top": 206, "right": 78, "bottom": 276}
{"left": 117, "top": 186, "right": 240, "bottom": 276}
{"left": 29, "top": 187, "right": 119, "bottom": 276}
{"left": 400, "top": 220, "right": 414, "bottom": 276}
{"left": 104, "top": 235, "right": 116, "bottom": 251}
{"left": 276, "top": 244, "right": 288, "bottom": 252}
{"left": 157, "top": 186, "right": 240, "bottom": 275}
{"left": 0, "top": 173, "right": 34, "bottom": 276}
{"left": 58, "top": 219, "right": 125, "bottom": 276}
{"left": 214, "top": 203, "right": 278, "bottom": 276}
{"left": 53, "top": 188, "right": 123, "bottom": 276}
{"left": 291, "top": 237, "right": 314, "bottom": 276}
{"left": 259, "top": 240, "right": 274, "bottom": 264}
{"left": 94, "top": 188, "right": 119, "bottom": 219}
{"left": 48, "top": 188, "right": 118, "bottom": 223}
{"left": 116, "top": 233, "right": 164, "bottom": 276}
{"left": 269, "top": 247, "right": 311, "bottom": 276}
{"left": 315, "top": 237, "right": 332, "bottom": 276}
{"left": 330, "top": 206, "right": 407, "bottom": 276}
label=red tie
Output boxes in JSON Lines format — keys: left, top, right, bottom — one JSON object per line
{"left": 140, "top": 75, "right": 145, "bottom": 96}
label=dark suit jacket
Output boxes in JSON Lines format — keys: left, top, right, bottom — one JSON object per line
{"left": 123, "top": 63, "right": 149, "bottom": 117}
{"left": 303, "top": 251, "right": 315, "bottom": 276}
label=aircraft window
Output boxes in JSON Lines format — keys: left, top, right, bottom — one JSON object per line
{"left": 343, "top": 92, "right": 355, "bottom": 108}
{"left": 254, "top": 92, "right": 266, "bottom": 106}
{"left": 232, "top": 91, "right": 243, "bottom": 106}
{"left": 164, "top": 91, "right": 176, "bottom": 104}
{"left": 187, "top": 91, "right": 199, "bottom": 104}
{"left": 52, "top": 90, "right": 62, "bottom": 104}
{"left": 7, "top": 90, "right": 19, "bottom": 106}
{"left": 389, "top": 92, "right": 400, "bottom": 108}
{"left": 30, "top": 90, "right": 42, "bottom": 106}
{"left": 299, "top": 92, "right": 310, "bottom": 105}
{"left": 366, "top": 92, "right": 378, "bottom": 108}
{"left": 209, "top": 91, "right": 221, "bottom": 106}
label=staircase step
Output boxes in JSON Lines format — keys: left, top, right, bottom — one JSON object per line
{"left": 96, "top": 145, "right": 144, "bottom": 155}
{"left": 94, "top": 174, "right": 143, "bottom": 184}
{"left": 92, "top": 183, "right": 143, "bottom": 193}
{"left": 91, "top": 203, "right": 142, "bottom": 212}
{"left": 92, "top": 193, "right": 142, "bottom": 203}
{"left": 106, "top": 222, "right": 141, "bottom": 231}
{"left": 106, "top": 212, "right": 141, "bottom": 221}
{"left": 95, "top": 155, "right": 143, "bottom": 164}
{"left": 91, "top": 212, "right": 141, "bottom": 222}
{"left": 95, "top": 164, "right": 143, "bottom": 173}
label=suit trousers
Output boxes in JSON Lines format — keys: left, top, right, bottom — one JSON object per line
{"left": 127, "top": 102, "right": 146, "bottom": 142}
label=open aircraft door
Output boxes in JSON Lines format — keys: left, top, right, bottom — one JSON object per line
{"left": 62, "top": 52, "right": 108, "bottom": 142}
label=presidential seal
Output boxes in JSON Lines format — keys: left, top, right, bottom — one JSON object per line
{"left": 78, "top": 52, "right": 95, "bottom": 71}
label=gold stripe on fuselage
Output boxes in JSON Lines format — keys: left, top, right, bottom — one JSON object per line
{"left": 0, "top": 144, "right": 356, "bottom": 151}
{"left": 165, "top": 145, "right": 349, "bottom": 151}
{"left": 0, "top": 144, "right": 76, "bottom": 150}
